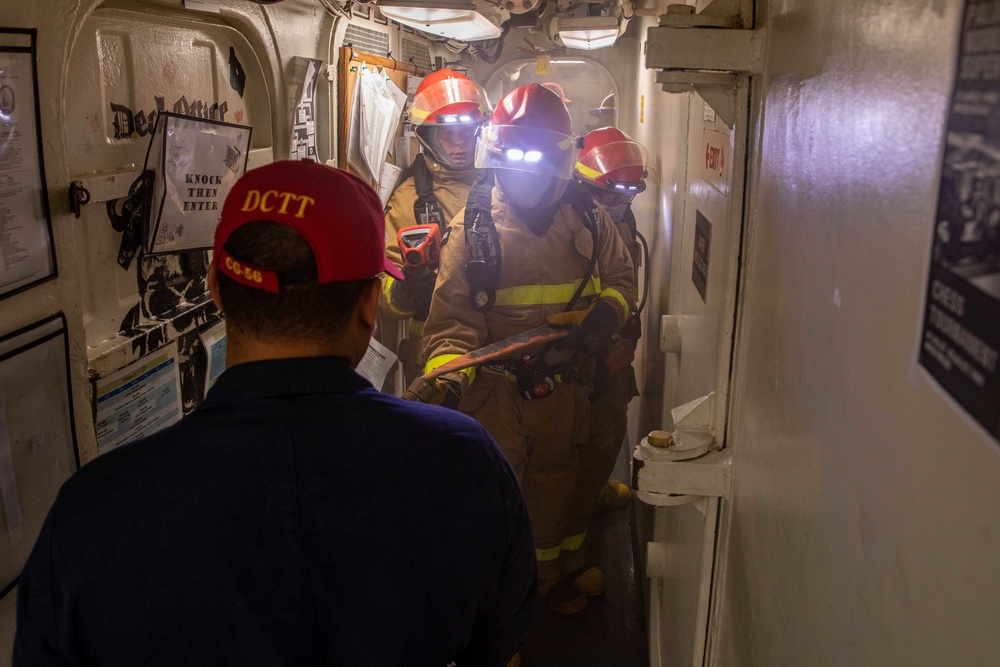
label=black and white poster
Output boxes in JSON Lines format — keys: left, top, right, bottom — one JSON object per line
{"left": 919, "top": 0, "right": 1000, "bottom": 442}
{"left": 289, "top": 57, "right": 322, "bottom": 161}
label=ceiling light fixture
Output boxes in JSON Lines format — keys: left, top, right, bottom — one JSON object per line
{"left": 557, "top": 16, "right": 620, "bottom": 50}
{"left": 378, "top": 0, "right": 503, "bottom": 41}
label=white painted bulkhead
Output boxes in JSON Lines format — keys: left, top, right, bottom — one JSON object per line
{"left": 697, "top": 0, "right": 1000, "bottom": 664}
{"left": 625, "top": 0, "right": 1000, "bottom": 664}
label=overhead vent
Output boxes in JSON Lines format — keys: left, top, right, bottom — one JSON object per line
{"left": 342, "top": 24, "right": 390, "bottom": 56}
{"left": 401, "top": 37, "right": 432, "bottom": 70}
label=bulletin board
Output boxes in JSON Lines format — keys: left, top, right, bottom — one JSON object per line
{"left": 336, "top": 45, "right": 429, "bottom": 187}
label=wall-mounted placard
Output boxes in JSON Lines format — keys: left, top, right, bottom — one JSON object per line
{"left": 0, "top": 313, "right": 78, "bottom": 600}
{"left": 692, "top": 211, "right": 712, "bottom": 303}
{"left": 290, "top": 57, "right": 323, "bottom": 161}
{"left": 198, "top": 320, "right": 226, "bottom": 398}
{"left": 142, "top": 112, "right": 252, "bottom": 255}
{"left": 918, "top": 0, "right": 1000, "bottom": 444}
{"left": 0, "top": 29, "right": 56, "bottom": 300}
{"left": 94, "top": 341, "right": 182, "bottom": 455}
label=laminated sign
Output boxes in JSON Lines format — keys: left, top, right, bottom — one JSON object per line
{"left": 918, "top": 0, "right": 1000, "bottom": 444}
{"left": 142, "top": 112, "right": 252, "bottom": 255}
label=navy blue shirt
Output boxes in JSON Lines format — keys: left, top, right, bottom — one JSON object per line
{"left": 14, "top": 357, "right": 535, "bottom": 666}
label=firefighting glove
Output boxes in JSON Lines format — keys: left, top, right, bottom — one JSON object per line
{"left": 559, "top": 300, "right": 620, "bottom": 357}
{"left": 545, "top": 303, "right": 594, "bottom": 328}
{"left": 431, "top": 371, "right": 467, "bottom": 410}
{"left": 542, "top": 305, "right": 591, "bottom": 365}
{"left": 389, "top": 266, "right": 436, "bottom": 318}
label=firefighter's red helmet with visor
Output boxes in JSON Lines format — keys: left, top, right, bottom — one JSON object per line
{"left": 575, "top": 127, "right": 648, "bottom": 206}
{"left": 408, "top": 69, "right": 490, "bottom": 170}
{"left": 475, "top": 83, "right": 579, "bottom": 180}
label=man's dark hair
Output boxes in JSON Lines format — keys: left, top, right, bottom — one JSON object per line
{"left": 217, "top": 220, "right": 375, "bottom": 341}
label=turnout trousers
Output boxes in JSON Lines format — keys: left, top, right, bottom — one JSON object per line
{"left": 561, "top": 364, "right": 638, "bottom": 573}
{"left": 463, "top": 371, "right": 590, "bottom": 580}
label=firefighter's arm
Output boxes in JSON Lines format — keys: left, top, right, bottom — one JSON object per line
{"left": 380, "top": 179, "right": 438, "bottom": 319}
{"left": 593, "top": 206, "right": 636, "bottom": 326}
{"left": 384, "top": 270, "right": 436, "bottom": 320}
{"left": 422, "top": 209, "right": 488, "bottom": 382}
{"left": 545, "top": 209, "right": 636, "bottom": 356}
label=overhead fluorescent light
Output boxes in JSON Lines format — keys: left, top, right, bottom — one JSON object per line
{"left": 379, "top": 0, "right": 503, "bottom": 41}
{"left": 557, "top": 16, "right": 620, "bottom": 50}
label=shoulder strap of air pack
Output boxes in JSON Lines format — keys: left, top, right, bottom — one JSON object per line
{"left": 463, "top": 169, "right": 501, "bottom": 312}
{"left": 411, "top": 153, "right": 448, "bottom": 236}
{"left": 559, "top": 180, "right": 602, "bottom": 312}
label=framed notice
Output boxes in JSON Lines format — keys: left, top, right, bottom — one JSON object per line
{"left": 0, "top": 313, "right": 78, "bottom": 600}
{"left": 142, "top": 112, "right": 252, "bottom": 255}
{"left": 918, "top": 0, "right": 1000, "bottom": 444}
{"left": 0, "top": 29, "right": 56, "bottom": 300}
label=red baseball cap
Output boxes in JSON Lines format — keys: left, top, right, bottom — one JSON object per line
{"left": 213, "top": 160, "right": 404, "bottom": 293}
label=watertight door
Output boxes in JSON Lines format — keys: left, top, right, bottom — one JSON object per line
{"left": 643, "top": 80, "right": 750, "bottom": 667}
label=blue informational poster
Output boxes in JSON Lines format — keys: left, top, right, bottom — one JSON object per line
{"left": 94, "top": 342, "right": 182, "bottom": 455}
{"left": 919, "top": 0, "right": 1000, "bottom": 442}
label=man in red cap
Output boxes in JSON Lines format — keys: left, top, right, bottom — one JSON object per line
{"left": 14, "top": 160, "right": 535, "bottom": 667}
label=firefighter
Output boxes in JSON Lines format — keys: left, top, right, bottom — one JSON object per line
{"left": 381, "top": 69, "right": 490, "bottom": 385}
{"left": 421, "top": 84, "right": 636, "bottom": 615}
{"left": 566, "top": 127, "right": 650, "bottom": 552}
{"left": 585, "top": 92, "right": 615, "bottom": 131}
{"left": 541, "top": 81, "right": 572, "bottom": 105}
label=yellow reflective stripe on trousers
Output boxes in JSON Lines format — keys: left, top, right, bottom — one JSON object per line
{"left": 560, "top": 532, "right": 588, "bottom": 553}
{"left": 536, "top": 545, "right": 561, "bottom": 562}
{"left": 493, "top": 277, "right": 601, "bottom": 307}
{"left": 424, "top": 354, "right": 476, "bottom": 382}
{"left": 600, "top": 287, "right": 630, "bottom": 316}
{"left": 410, "top": 319, "right": 425, "bottom": 336}
{"left": 382, "top": 276, "right": 412, "bottom": 318}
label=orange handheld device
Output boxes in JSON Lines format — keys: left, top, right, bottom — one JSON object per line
{"left": 398, "top": 224, "right": 442, "bottom": 269}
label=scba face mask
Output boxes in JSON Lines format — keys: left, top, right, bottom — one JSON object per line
{"left": 496, "top": 170, "right": 569, "bottom": 212}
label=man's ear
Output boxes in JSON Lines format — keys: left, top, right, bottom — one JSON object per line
{"left": 208, "top": 262, "right": 223, "bottom": 313}
{"left": 357, "top": 278, "right": 380, "bottom": 333}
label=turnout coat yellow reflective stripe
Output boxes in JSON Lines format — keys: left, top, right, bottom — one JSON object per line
{"left": 423, "top": 185, "right": 635, "bottom": 371}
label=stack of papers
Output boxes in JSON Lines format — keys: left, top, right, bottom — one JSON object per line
{"left": 347, "top": 66, "right": 406, "bottom": 185}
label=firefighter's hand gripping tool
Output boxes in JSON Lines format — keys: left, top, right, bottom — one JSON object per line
{"left": 402, "top": 324, "right": 571, "bottom": 403}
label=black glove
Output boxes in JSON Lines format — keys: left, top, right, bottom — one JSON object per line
{"left": 434, "top": 372, "right": 466, "bottom": 410}
{"left": 562, "top": 300, "right": 620, "bottom": 357}
{"left": 389, "top": 266, "right": 436, "bottom": 318}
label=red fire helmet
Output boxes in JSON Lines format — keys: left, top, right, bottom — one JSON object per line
{"left": 474, "top": 83, "right": 579, "bottom": 179}
{"left": 575, "top": 126, "right": 648, "bottom": 194}
{"left": 408, "top": 68, "right": 490, "bottom": 126}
